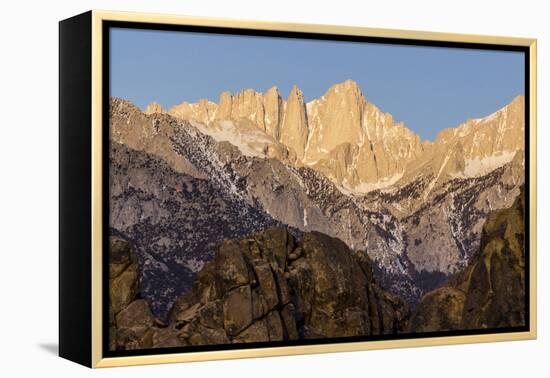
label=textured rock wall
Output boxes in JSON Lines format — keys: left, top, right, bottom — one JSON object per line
{"left": 168, "top": 228, "right": 409, "bottom": 345}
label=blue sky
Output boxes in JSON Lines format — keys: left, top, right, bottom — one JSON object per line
{"left": 110, "top": 28, "right": 524, "bottom": 141}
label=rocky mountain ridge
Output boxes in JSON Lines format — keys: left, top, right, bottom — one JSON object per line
{"left": 146, "top": 80, "right": 524, "bottom": 197}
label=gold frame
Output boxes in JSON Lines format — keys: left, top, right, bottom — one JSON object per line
{"left": 90, "top": 9, "right": 537, "bottom": 368}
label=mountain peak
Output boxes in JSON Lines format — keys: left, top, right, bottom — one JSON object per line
{"left": 281, "top": 85, "right": 308, "bottom": 160}
{"left": 289, "top": 84, "right": 304, "bottom": 98}
{"left": 265, "top": 86, "right": 280, "bottom": 96}
{"left": 143, "top": 101, "right": 165, "bottom": 115}
{"left": 239, "top": 88, "right": 260, "bottom": 96}
{"left": 511, "top": 94, "right": 525, "bottom": 105}
{"left": 327, "top": 79, "right": 362, "bottom": 96}
{"left": 340, "top": 79, "right": 361, "bottom": 89}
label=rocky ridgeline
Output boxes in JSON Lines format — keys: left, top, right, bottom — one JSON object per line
{"left": 147, "top": 80, "right": 524, "bottom": 194}
{"left": 410, "top": 187, "right": 526, "bottom": 332}
{"left": 110, "top": 228, "right": 409, "bottom": 350}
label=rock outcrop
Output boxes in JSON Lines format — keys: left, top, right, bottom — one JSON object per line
{"left": 263, "top": 86, "right": 284, "bottom": 140}
{"left": 304, "top": 80, "right": 423, "bottom": 190}
{"left": 217, "top": 89, "right": 267, "bottom": 130}
{"left": 280, "top": 85, "right": 309, "bottom": 161}
{"left": 410, "top": 188, "right": 526, "bottom": 332}
{"left": 108, "top": 236, "right": 181, "bottom": 351}
{"left": 169, "top": 228, "right": 409, "bottom": 344}
{"left": 210, "top": 87, "right": 285, "bottom": 141}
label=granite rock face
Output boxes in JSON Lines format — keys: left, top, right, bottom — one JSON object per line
{"left": 304, "top": 80, "right": 423, "bottom": 190}
{"left": 168, "top": 227, "right": 409, "bottom": 344}
{"left": 108, "top": 236, "right": 139, "bottom": 324}
{"left": 280, "top": 85, "right": 309, "bottom": 161}
{"left": 409, "top": 287, "right": 466, "bottom": 332}
{"left": 169, "top": 99, "right": 217, "bottom": 125}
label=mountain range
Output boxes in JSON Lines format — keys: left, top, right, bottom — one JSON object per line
{"left": 145, "top": 79, "right": 524, "bottom": 193}
{"left": 110, "top": 80, "right": 524, "bottom": 318}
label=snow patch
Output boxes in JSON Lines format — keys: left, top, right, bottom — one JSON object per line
{"left": 473, "top": 110, "right": 499, "bottom": 124}
{"left": 459, "top": 150, "right": 517, "bottom": 178}
{"left": 340, "top": 173, "right": 403, "bottom": 194}
{"left": 190, "top": 119, "right": 273, "bottom": 157}
{"left": 424, "top": 153, "right": 450, "bottom": 200}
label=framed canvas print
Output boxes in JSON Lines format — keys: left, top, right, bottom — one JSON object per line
{"left": 59, "top": 10, "right": 537, "bottom": 368}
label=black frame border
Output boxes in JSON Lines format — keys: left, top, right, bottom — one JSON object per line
{"left": 101, "top": 20, "right": 531, "bottom": 359}
{"left": 59, "top": 11, "right": 93, "bottom": 367}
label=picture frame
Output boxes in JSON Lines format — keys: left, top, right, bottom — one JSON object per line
{"left": 59, "top": 10, "right": 537, "bottom": 368}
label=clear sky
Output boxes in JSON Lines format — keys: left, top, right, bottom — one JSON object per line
{"left": 110, "top": 27, "right": 525, "bottom": 141}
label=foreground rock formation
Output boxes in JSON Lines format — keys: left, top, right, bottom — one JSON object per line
{"left": 108, "top": 236, "right": 180, "bottom": 351}
{"left": 111, "top": 228, "right": 410, "bottom": 350}
{"left": 410, "top": 188, "right": 526, "bottom": 332}
{"left": 169, "top": 228, "right": 409, "bottom": 344}
{"left": 110, "top": 188, "right": 526, "bottom": 350}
